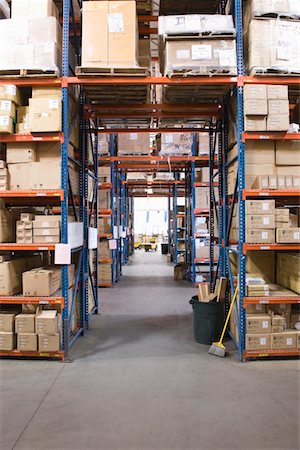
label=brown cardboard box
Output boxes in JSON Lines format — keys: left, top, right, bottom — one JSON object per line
{"left": 268, "top": 175, "right": 277, "bottom": 190}
{"left": 0, "top": 259, "right": 26, "bottom": 295}
{"left": 0, "top": 85, "right": 21, "bottom": 104}
{"left": 32, "top": 87, "right": 62, "bottom": 99}
{"left": 15, "top": 314, "right": 35, "bottom": 333}
{"left": 277, "top": 175, "right": 286, "bottom": 189}
{"left": 29, "top": 98, "right": 62, "bottom": 132}
{"left": 82, "top": 1, "right": 138, "bottom": 68}
{"left": 118, "top": 133, "right": 149, "bottom": 154}
{"left": 0, "top": 116, "right": 14, "bottom": 134}
{"left": 36, "top": 141, "right": 60, "bottom": 161}
{"left": 275, "top": 141, "right": 300, "bottom": 166}
{"left": 252, "top": 175, "right": 269, "bottom": 189}
{"left": 17, "top": 333, "right": 37, "bottom": 351}
{"left": 275, "top": 208, "right": 289, "bottom": 218}
{"left": 246, "top": 229, "right": 275, "bottom": 244}
{"left": 244, "top": 99, "right": 267, "bottom": 116}
{"left": 38, "top": 333, "right": 60, "bottom": 351}
{"left": 244, "top": 84, "right": 267, "bottom": 100}
{"left": 159, "top": 133, "right": 192, "bottom": 155}
{"left": 195, "top": 187, "right": 209, "bottom": 209}
{"left": 268, "top": 100, "right": 289, "bottom": 116}
{"left": 99, "top": 241, "right": 111, "bottom": 259}
{"left": 271, "top": 331, "right": 297, "bottom": 350}
{"left": 8, "top": 163, "right": 31, "bottom": 189}
{"left": 284, "top": 174, "right": 292, "bottom": 188}
{"left": 267, "top": 85, "right": 288, "bottom": 100}
{"left": 245, "top": 141, "right": 275, "bottom": 164}
{"left": 11, "top": 0, "right": 59, "bottom": 20}
{"left": 6, "top": 142, "right": 36, "bottom": 164}
{"left": 20, "top": 213, "right": 34, "bottom": 222}
{"left": 33, "top": 228, "right": 60, "bottom": 238}
{"left": 0, "top": 100, "right": 16, "bottom": 118}
{"left": 272, "top": 315, "right": 287, "bottom": 327}
{"left": 0, "top": 332, "right": 16, "bottom": 350}
{"left": 277, "top": 253, "right": 300, "bottom": 294}
{"left": 293, "top": 175, "right": 300, "bottom": 188}
{"left": 246, "top": 215, "right": 275, "bottom": 229}
{"left": 246, "top": 333, "right": 271, "bottom": 350}
{"left": 17, "top": 221, "right": 33, "bottom": 230}
{"left": 23, "top": 267, "right": 61, "bottom": 296}
{"left": 35, "top": 310, "right": 58, "bottom": 335}
{"left": 246, "top": 304, "right": 267, "bottom": 314}
{"left": 98, "top": 218, "right": 111, "bottom": 234}
{"left": 245, "top": 200, "right": 275, "bottom": 215}
{"left": 0, "top": 313, "right": 15, "bottom": 332}
{"left": 98, "top": 190, "right": 110, "bottom": 210}
{"left": 246, "top": 314, "right": 271, "bottom": 334}
{"left": 244, "top": 116, "right": 267, "bottom": 132}
{"left": 33, "top": 235, "right": 60, "bottom": 244}
{"left": 30, "top": 160, "right": 61, "bottom": 189}
{"left": 276, "top": 228, "right": 300, "bottom": 244}
{"left": 267, "top": 115, "right": 289, "bottom": 131}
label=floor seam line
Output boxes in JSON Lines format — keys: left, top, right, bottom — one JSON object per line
{"left": 11, "top": 363, "right": 66, "bottom": 450}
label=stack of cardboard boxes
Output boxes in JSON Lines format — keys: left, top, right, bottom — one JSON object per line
{"left": 195, "top": 187, "right": 209, "bottom": 210}
{"left": 0, "top": 85, "right": 20, "bottom": 134}
{"left": 16, "top": 213, "right": 34, "bottom": 244}
{"left": 118, "top": 133, "right": 150, "bottom": 155}
{"left": 244, "top": 84, "right": 290, "bottom": 131}
{"left": 33, "top": 216, "right": 61, "bottom": 244}
{"left": 157, "top": 133, "right": 192, "bottom": 156}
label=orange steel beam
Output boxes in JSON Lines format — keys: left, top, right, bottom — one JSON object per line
{"left": 0, "top": 78, "right": 62, "bottom": 86}
{"left": 91, "top": 111, "right": 221, "bottom": 119}
{"left": 243, "top": 296, "right": 300, "bottom": 306}
{"left": 243, "top": 189, "right": 300, "bottom": 199}
{"left": 0, "top": 296, "right": 64, "bottom": 306}
{"left": 0, "top": 243, "right": 56, "bottom": 251}
{"left": 138, "top": 15, "right": 158, "bottom": 21}
{"left": 243, "top": 243, "right": 300, "bottom": 254}
{"left": 85, "top": 103, "right": 222, "bottom": 111}
{"left": 243, "top": 76, "right": 300, "bottom": 85}
{"left": 139, "top": 27, "right": 158, "bottom": 34}
{"left": 99, "top": 156, "right": 210, "bottom": 162}
{"left": 242, "top": 132, "right": 300, "bottom": 141}
{"left": 96, "top": 128, "right": 208, "bottom": 133}
{"left": 0, "top": 190, "right": 64, "bottom": 200}
{"left": 67, "top": 76, "right": 237, "bottom": 85}
{"left": 0, "top": 133, "right": 64, "bottom": 143}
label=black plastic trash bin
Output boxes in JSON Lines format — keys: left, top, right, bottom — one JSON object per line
{"left": 161, "top": 243, "right": 169, "bottom": 254}
{"left": 189, "top": 296, "right": 224, "bottom": 345}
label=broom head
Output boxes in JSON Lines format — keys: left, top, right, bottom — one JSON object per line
{"left": 208, "top": 341, "right": 226, "bottom": 358}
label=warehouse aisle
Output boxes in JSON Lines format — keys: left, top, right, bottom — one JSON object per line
{"left": 1, "top": 252, "right": 299, "bottom": 450}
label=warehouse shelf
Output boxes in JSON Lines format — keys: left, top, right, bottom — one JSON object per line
{"left": 99, "top": 233, "right": 112, "bottom": 239}
{"left": 244, "top": 350, "right": 300, "bottom": 360}
{"left": 68, "top": 76, "right": 238, "bottom": 86}
{"left": 242, "top": 132, "right": 300, "bottom": 142}
{"left": 0, "top": 350, "right": 65, "bottom": 360}
{"left": 243, "top": 244, "right": 300, "bottom": 254}
{"left": 0, "top": 243, "right": 56, "bottom": 251}
{"left": 0, "top": 133, "right": 64, "bottom": 143}
{"left": 243, "top": 296, "right": 300, "bottom": 306}
{"left": 0, "top": 190, "right": 64, "bottom": 201}
{"left": 243, "top": 189, "right": 300, "bottom": 199}
{"left": 0, "top": 295, "right": 64, "bottom": 307}
{"left": 194, "top": 258, "right": 218, "bottom": 264}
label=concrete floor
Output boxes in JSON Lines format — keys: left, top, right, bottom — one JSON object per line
{"left": 1, "top": 251, "right": 299, "bottom": 450}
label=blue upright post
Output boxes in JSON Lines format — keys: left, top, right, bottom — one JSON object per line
{"left": 191, "top": 134, "right": 196, "bottom": 285}
{"left": 173, "top": 180, "right": 178, "bottom": 264}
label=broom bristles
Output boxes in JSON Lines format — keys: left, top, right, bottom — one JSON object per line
{"left": 208, "top": 343, "right": 226, "bottom": 358}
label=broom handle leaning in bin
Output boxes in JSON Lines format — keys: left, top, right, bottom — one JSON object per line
{"left": 217, "top": 286, "right": 238, "bottom": 344}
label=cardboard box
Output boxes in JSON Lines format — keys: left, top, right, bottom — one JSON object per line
{"left": 33, "top": 228, "right": 60, "bottom": 237}
{"left": 252, "top": 175, "right": 269, "bottom": 189}
{"left": 11, "top": 0, "right": 59, "bottom": 20}
{"left": 267, "top": 85, "right": 288, "bottom": 100}
{"left": 275, "top": 208, "right": 289, "bottom": 218}
{"left": 272, "top": 315, "right": 287, "bottom": 327}
{"left": 244, "top": 116, "right": 267, "bottom": 132}
{"left": 6, "top": 142, "right": 36, "bottom": 164}
{"left": 20, "top": 213, "right": 34, "bottom": 222}
{"left": 245, "top": 200, "right": 275, "bottom": 215}
{"left": 276, "top": 228, "right": 300, "bottom": 244}
{"left": 15, "top": 314, "right": 35, "bottom": 333}
{"left": 246, "top": 214, "right": 275, "bottom": 229}
{"left": 293, "top": 175, "right": 300, "bottom": 187}
{"left": 0, "top": 259, "right": 25, "bottom": 295}
{"left": 245, "top": 141, "right": 275, "bottom": 165}
{"left": 267, "top": 115, "right": 289, "bottom": 131}
{"left": 268, "top": 175, "right": 277, "bottom": 190}
{"left": 17, "top": 220, "right": 33, "bottom": 230}
{"left": 0, "top": 205, "right": 14, "bottom": 242}
{"left": 246, "top": 333, "right": 271, "bottom": 350}
{"left": 0, "top": 84, "right": 21, "bottom": 105}
{"left": 244, "top": 99, "right": 268, "bottom": 116}
{"left": 275, "top": 141, "right": 300, "bottom": 166}
{"left": 23, "top": 267, "right": 61, "bottom": 296}
{"left": 246, "top": 304, "right": 267, "bottom": 314}
{"left": 297, "top": 332, "right": 300, "bottom": 349}
{"left": 29, "top": 98, "right": 62, "bottom": 132}
{"left": 271, "top": 331, "right": 297, "bottom": 349}
{"left": 118, "top": 133, "right": 150, "bottom": 155}
{"left": 247, "top": 314, "right": 271, "bottom": 334}
{"left": 277, "top": 253, "right": 300, "bottom": 294}
{"left": 17, "top": 333, "right": 37, "bottom": 351}
{"left": 246, "top": 229, "right": 275, "bottom": 244}
{"left": 244, "top": 84, "right": 267, "bottom": 100}
{"left": 195, "top": 187, "right": 209, "bottom": 209}
{"left": 0, "top": 116, "right": 14, "bottom": 134}
{"left": 33, "top": 216, "right": 60, "bottom": 229}
{"left": 268, "top": 100, "right": 289, "bottom": 116}
{"left": 33, "top": 235, "right": 60, "bottom": 244}
{"left": 163, "top": 37, "right": 237, "bottom": 76}
{"left": 277, "top": 175, "right": 286, "bottom": 189}
{"left": 30, "top": 160, "right": 61, "bottom": 189}
{"left": 245, "top": 1, "right": 300, "bottom": 22}
{"left": 0, "top": 100, "right": 16, "bottom": 118}
{"left": 8, "top": 163, "right": 31, "bottom": 189}
{"left": 17, "top": 106, "right": 30, "bottom": 123}
{"left": 0, "top": 313, "right": 15, "bottom": 332}
{"left": 35, "top": 310, "right": 58, "bottom": 335}
{"left": 158, "top": 14, "right": 235, "bottom": 35}
{"left": 159, "top": 133, "right": 192, "bottom": 155}
{"left": 38, "top": 333, "right": 60, "bottom": 352}
{"left": 0, "top": 332, "right": 15, "bottom": 350}
{"left": 82, "top": 1, "right": 138, "bottom": 68}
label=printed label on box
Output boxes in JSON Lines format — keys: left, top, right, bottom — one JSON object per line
{"left": 262, "top": 232, "right": 268, "bottom": 239}
{"left": 7, "top": 85, "right": 16, "bottom": 95}
{"left": 294, "top": 232, "right": 300, "bottom": 240}
{"left": 263, "top": 217, "right": 270, "bottom": 225}
{"left": 191, "top": 45, "right": 212, "bottom": 60}
{"left": 262, "top": 321, "right": 269, "bottom": 328}
{"left": 41, "top": 112, "right": 49, "bottom": 118}
{"left": 109, "top": 239, "right": 117, "bottom": 250}
{"left": 262, "top": 203, "right": 269, "bottom": 211}
{"left": 130, "top": 133, "right": 137, "bottom": 141}
{"left": 176, "top": 49, "right": 190, "bottom": 59}
{"left": 0, "top": 116, "right": 9, "bottom": 125}
{"left": 108, "top": 13, "right": 124, "bottom": 33}
{"left": 49, "top": 99, "right": 59, "bottom": 110}
{"left": 0, "top": 101, "right": 11, "bottom": 111}
{"left": 218, "top": 49, "right": 235, "bottom": 66}
{"left": 260, "top": 338, "right": 267, "bottom": 345}
{"left": 277, "top": 43, "right": 291, "bottom": 61}
{"left": 165, "top": 134, "right": 173, "bottom": 143}
{"left": 286, "top": 338, "right": 293, "bottom": 346}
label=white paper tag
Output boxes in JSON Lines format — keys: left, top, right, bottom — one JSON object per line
{"left": 294, "top": 232, "right": 300, "bottom": 240}
{"left": 54, "top": 244, "right": 71, "bottom": 264}
{"left": 0, "top": 100, "right": 11, "bottom": 111}
{"left": 88, "top": 227, "right": 97, "bottom": 249}
{"left": 263, "top": 217, "right": 270, "bottom": 225}
{"left": 218, "top": 48, "right": 235, "bottom": 66}
{"left": 260, "top": 338, "right": 267, "bottom": 345}
{"left": 130, "top": 133, "right": 137, "bottom": 140}
{"left": 113, "top": 226, "right": 118, "bottom": 239}
{"left": 262, "top": 232, "right": 268, "bottom": 239}
{"left": 49, "top": 99, "right": 59, "bottom": 110}
{"left": 41, "top": 112, "right": 49, "bottom": 118}
{"left": 286, "top": 338, "right": 293, "bottom": 346}
{"left": 7, "top": 85, "right": 16, "bottom": 95}
{"left": 176, "top": 49, "right": 190, "bottom": 59}
{"left": 0, "top": 116, "right": 9, "bottom": 125}
{"left": 165, "top": 134, "right": 173, "bottom": 143}
{"left": 108, "top": 13, "right": 124, "bottom": 33}
{"left": 262, "top": 320, "right": 269, "bottom": 329}
{"left": 277, "top": 43, "right": 291, "bottom": 61}
{"left": 109, "top": 239, "right": 117, "bottom": 250}
{"left": 262, "top": 203, "right": 269, "bottom": 211}
{"left": 192, "top": 44, "right": 212, "bottom": 60}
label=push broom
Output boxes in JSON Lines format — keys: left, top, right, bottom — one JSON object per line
{"left": 208, "top": 285, "right": 238, "bottom": 358}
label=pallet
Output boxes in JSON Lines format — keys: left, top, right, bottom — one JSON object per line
{"left": 75, "top": 66, "right": 149, "bottom": 77}
{"left": 164, "top": 32, "right": 236, "bottom": 38}
{"left": 0, "top": 68, "right": 60, "bottom": 79}
{"left": 166, "top": 68, "right": 237, "bottom": 78}
{"left": 249, "top": 67, "right": 300, "bottom": 77}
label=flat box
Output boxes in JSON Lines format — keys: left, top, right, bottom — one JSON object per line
{"left": 268, "top": 175, "right": 277, "bottom": 190}
{"left": 158, "top": 14, "right": 235, "bottom": 35}
{"left": 0, "top": 259, "right": 26, "bottom": 295}
{"left": 245, "top": 1, "right": 300, "bottom": 21}
{"left": 17, "top": 229, "right": 33, "bottom": 239}
{"left": 0, "top": 85, "right": 21, "bottom": 105}
{"left": 23, "top": 267, "right": 61, "bottom": 296}
{"left": 275, "top": 208, "right": 289, "bottom": 217}
{"left": 246, "top": 215, "right": 275, "bottom": 229}
{"left": 245, "top": 200, "right": 275, "bottom": 215}
{"left": 0, "top": 100, "right": 16, "bottom": 118}
{"left": 252, "top": 175, "right": 269, "bottom": 189}
{"left": 275, "top": 222, "right": 289, "bottom": 229}
{"left": 0, "top": 313, "right": 15, "bottom": 332}
{"left": 247, "top": 314, "right": 271, "bottom": 334}
{"left": 244, "top": 99, "right": 268, "bottom": 116}
{"left": 32, "top": 87, "right": 62, "bottom": 100}
{"left": 244, "top": 116, "right": 267, "bottom": 132}
{"left": 7, "top": 142, "right": 36, "bottom": 164}
{"left": 0, "top": 116, "right": 14, "bottom": 134}
{"left": 163, "top": 37, "right": 237, "bottom": 76}
{"left": 272, "top": 315, "right": 286, "bottom": 327}
{"left": 82, "top": 1, "right": 138, "bottom": 68}
{"left": 268, "top": 100, "right": 289, "bottom": 116}
{"left": 245, "top": 141, "right": 275, "bottom": 165}
{"left": 33, "top": 235, "right": 60, "bottom": 244}
{"left": 276, "top": 228, "right": 300, "bottom": 244}
{"left": 30, "top": 160, "right": 61, "bottom": 189}
{"left": 8, "top": 163, "right": 31, "bottom": 189}
{"left": 271, "top": 331, "right": 297, "bottom": 349}
{"left": 15, "top": 314, "right": 35, "bottom": 333}
{"left": 11, "top": 0, "right": 59, "bottom": 20}
{"left": 293, "top": 175, "right": 300, "bottom": 187}
{"left": 17, "top": 333, "right": 37, "bottom": 351}
{"left": 272, "top": 325, "right": 285, "bottom": 333}
{"left": 245, "top": 304, "right": 267, "bottom": 314}
{"left": 267, "top": 85, "right": 288, "bottom": 100}
{"left": 118, "top": 133, "right": 150, "bottom": 154}
{"left": 0, "top": 332, "right": 15, "bottom": 351}
{"left": 20, "top": 213, "right": 34, "bottom": 222}
{"left": 17, "top": 236, "right": 33, "bottom": 244}
{"left": 277, "top": 175, "right": 286, "bottom": 189}
{"left": 246, "top": 333, "right": 271, "bottom": 350}
{"left": 244, "top": 84, "right": 267, "bottom": 100}
{"left": 16, "top": 221, "right": 33, "bottom": 230}
{"left": 38, "top": 333, "right": 60, "bottom": 352}
{"left": 29, "top": 98, "right": 62, "bottom": 132}
{"left": 275, "top": 141, "right": 300, "bottom": 166}
{"left": 29, "top": 17, "right": 62, "bottom": 46}
{"left": 267, "top": 115, "right": 289, "bottom": 131}
{"left": 17, "top": 106, "right": 29, "bottom": 123}
{"left": 33, "top": 228, "right": 60, "bottom": 237}
{"left": 35, "top": 310, "right": 58, "bottom": 335}
{"left": 33, "top": 220, "right": 60, "bottom": 229}
{"left": 246, "top": 229, "right": 275, "bottom": 244}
